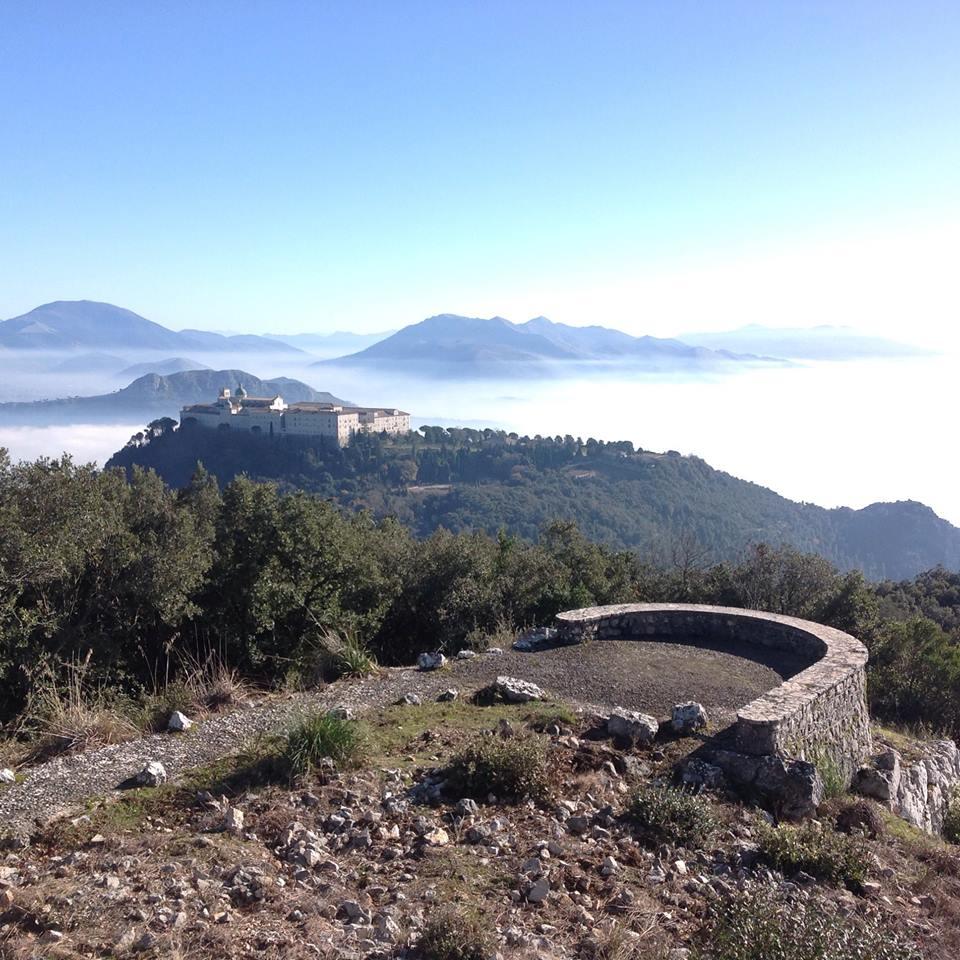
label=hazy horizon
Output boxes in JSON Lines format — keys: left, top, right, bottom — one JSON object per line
{"left": 2, "top": 3, "right": 959, "bottom": 344}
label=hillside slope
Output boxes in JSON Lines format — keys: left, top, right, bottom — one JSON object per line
{"left": 0, "top": 369, "right": 347, "bottom": 425}
{"left": 105, "top": 426, "right": 960, "bottom": 580}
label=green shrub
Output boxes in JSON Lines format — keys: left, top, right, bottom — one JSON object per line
{"left": 283, "top": 712, "right": 365, "bottom": 776}
{"left": 446, "top": 731, "right": 550, "bottom": 803}
{"left": 417, "top": 907, "right": 493, "bottom": 960}
{"left": 943, "top": 789, "right": 960, "bottom": 844}
{"left": 627, "top": 782, "right": 717, "bottom": 847}
{"left": 696, "top": 888, "right": 920, "bottom": 960}
{"left": 757, "top": 821, "right": 868, "bottom": 886}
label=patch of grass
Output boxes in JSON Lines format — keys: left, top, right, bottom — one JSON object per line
{"left": 695, "top": 888, "right": 921, "bottom": 960}
{"left": 416, "top": 906, "right": 494, "bottom": 960}
{"left": 813, "top": 750, "right": 846, "bottom": 800}
{"left": 627, "top": 782, "right": 717, "bottom": 847}
{"left": 283, "top": 712, "right": 366, "bottom": 777}
{"left": 25, "top": 656, "right": 139, "bottom": 759}
{"left": 757, "top": 821, "right": 869, "bottom": 886}
{"left": 446, "top": 731, "right": 550, "bottom": 803}
{"left": 315, "top": 627, "right": 379, "bottom": 680}
{"left": 364, "top": 699, "right": 576, "bottom": 767}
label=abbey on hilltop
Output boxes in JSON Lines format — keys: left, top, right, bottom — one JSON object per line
{"left": 180, "top": 385, "right": 410, "bottom": 446}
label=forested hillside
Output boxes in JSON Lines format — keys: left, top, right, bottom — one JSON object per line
{"left": 2, "top": 450, "right": 959, "bottom": 748}
{"left": 107, "top": 423, "right": 960, "bottom": 580}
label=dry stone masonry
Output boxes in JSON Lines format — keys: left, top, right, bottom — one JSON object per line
{"left": 555, "top": 603, "right": 873, "bottom": 813}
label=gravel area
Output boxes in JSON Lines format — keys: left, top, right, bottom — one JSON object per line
{"left": 0, "top": 638, "right": 806, "bottom": 832}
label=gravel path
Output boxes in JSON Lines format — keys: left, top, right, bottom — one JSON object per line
{"left": 0, "top": 638, "right": 805, "bottom": 832}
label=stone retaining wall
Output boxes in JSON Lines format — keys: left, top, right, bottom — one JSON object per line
{"left": 555, "top": 603, "right": 871, "bottom": 784}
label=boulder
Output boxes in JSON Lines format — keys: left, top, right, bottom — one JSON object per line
{"left": 679, "top": 759, "right": 726, "bottom": 791}
{"left": 455, "top": 649, "right": 478, "bottom": 660}
{"left": 0, "top": 768, "right": 15, "bottom": 784}
{"left": 494, "top": 676, "right": 546, "bottom": 703}
{"left": 396, "top": 693, "right": 422, "bottom": 706}
{"left": 135, "top": 761, "right": 167, "bottom": 788}
{"left": 606, "top": 709, "right": 659, "bottom": 746}
{"left": 167, "top": 711, "right": 193, "bottom": 732}
{"left": 526, "top": 877, "right": 550, "bottom": 903}
{"left": 437, "top": 688, "right": 459, "bottom": 702}
{"left": 754, "top": 757, "right": 823, "bottom": 820}
{"left": 417, "top": 651, "right": 446, "bottom": 671}
{"left": 670, "top": 702, "right": 707, "bottom": 735}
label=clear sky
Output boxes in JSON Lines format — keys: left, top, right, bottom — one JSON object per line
{"left": 1, "top": 1, "right": 958, "bottom": 340}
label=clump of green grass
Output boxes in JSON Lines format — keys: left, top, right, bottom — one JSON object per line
{"left": 416, "top": 906, "right": 494, "bottom": 960}
{"left": 446, "top": 731, "right": 550, "bottom": 803}
{"left": 757, "top": 821, "right": 869, "bottom": 886}
{"left": 813, "top": 750, "right": 846, "bottom": 801}
{"left": 696, "top": 888, "right": 920, "bottom": 960}
{"left": 283, "top": 711, "right": 366, "bottom": 776}
{"left": 311, "top": 627, "right": 379, "bottom": 681}
{"left": 627, "top": 782, "right": 717, "bottom": 847}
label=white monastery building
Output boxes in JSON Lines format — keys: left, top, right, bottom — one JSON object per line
{"left": 180, "top": 385, "right": 410, "bottom": 446}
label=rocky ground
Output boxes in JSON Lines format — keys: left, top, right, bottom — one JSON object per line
{"left": 0, "top": 639, "right": 794, "bottom": 834}
{"left": 1, "top": 688, "right": 959, "bottom": 959}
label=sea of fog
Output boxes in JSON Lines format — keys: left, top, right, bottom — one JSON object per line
{"left": 0, "top": 353, "right": 957, "bottom": 527}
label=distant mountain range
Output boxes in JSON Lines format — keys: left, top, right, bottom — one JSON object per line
{"left": 0, "top": 301, "right": 304, "bottom": 355}
{"left": 0, "top": 369, "right": 346, "bottom": 425}
{"left": 317, "top": 314, "right": 782, "bottom": 375}
{"left": 680, "top": 324, "right": 933, "bottom": 361}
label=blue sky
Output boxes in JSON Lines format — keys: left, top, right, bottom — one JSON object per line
{"left": 1, "top": 1, "right": 958, "bottom": 338}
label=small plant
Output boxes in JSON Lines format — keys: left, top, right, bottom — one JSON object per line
{"left": 696, "top": 888, "right": 920, "bottom": 960}
{"left": 283, "top": 711, "right": 366, "bottom": 776}
{"left": 757, "top": 820, "right": 868, "bottom": 886}
{"left": 627, "top": 782, "right": 716, "bottom": 847}
{"left": 417, "top": 906, "right": 493, "bottom": 960}
{"left": 943, "top": 788, "right": 960, "bottom": 844}
{"left": 311, "top": 626, "right": 379, "bottom": 681}
{"left": 813, "top": 750, "right": 846, "bottom": 800}
{"left": 446, "top": 731, "right": 550, "bottom": 802}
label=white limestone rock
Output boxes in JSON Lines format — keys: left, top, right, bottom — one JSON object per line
{"left": 397, "top": 692, "right": 422, "bottom": 706}
{"left": 223, "top": 807, "right": 245, "bottom": 835}
{"left": 327, "top": 706, "right": 354, "bottom": 720}
{"left": 494, "top": 676, "right": 546, "bottom": 703}
{"left": 455, "top": 649, "right": 478, "bottom": 660}
{"left": 167, "top": 711, "right": 193, "bottom": 732}
{"left": 671, "top": 701, "right": 708, "bottom": 735}
{"left": 607, "top": 708, "right": 659, "bottom": 745}
{"left": 437, "top": 688, "right": 459, "bottom": 702}
{"left": 417, "top": 651, "right": 446, "bottom": 671}
{"left": 0, "top": 768, "right": 15, "bottom": 784}
{"left": 135, "top": 761, "right": 167, "bottom": 788}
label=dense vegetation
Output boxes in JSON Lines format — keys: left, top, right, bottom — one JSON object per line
{"left": 107, "top": 422, "right": 960, "bottom": 580}
{"left": 2, "top": 448, "right": 960, "bottom": 743}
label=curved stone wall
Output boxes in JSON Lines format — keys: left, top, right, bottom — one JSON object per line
{"left": 554, "top": 603, "right": 871, "bottom": 783}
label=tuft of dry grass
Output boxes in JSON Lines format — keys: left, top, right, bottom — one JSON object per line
{"left": 25, "top": 655, "right": 139, "bottom": 759}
